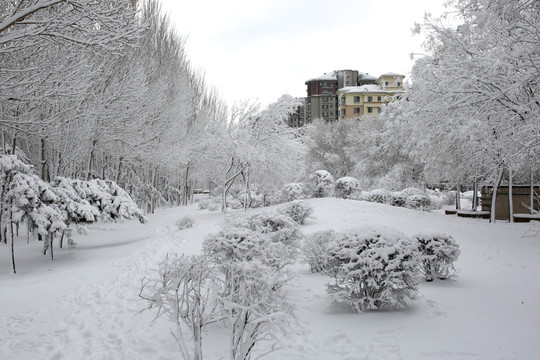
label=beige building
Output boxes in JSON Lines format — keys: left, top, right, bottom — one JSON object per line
{"left": 336, "top": 73, "right": 404, "bottom": 119}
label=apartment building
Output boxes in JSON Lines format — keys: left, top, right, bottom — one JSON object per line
{"left": 304, "top": 73, "right": 338, "bottom": 122}
{"left": 337, "top": 73, "right": 404, "bottom": 119}
{"left": 289, "top": 70, "right": 403, "bottom": 126}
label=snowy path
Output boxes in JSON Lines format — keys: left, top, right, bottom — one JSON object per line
{"left": 2, "top": 199, "right": 540, "bottom": 360}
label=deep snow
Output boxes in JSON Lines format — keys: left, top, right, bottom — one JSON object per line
{"left": 1, "top": 198, "right": 539, "bottom": 360}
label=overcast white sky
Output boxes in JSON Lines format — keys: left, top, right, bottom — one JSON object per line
{"left": 159, "top": 0, "right": 447, "bottom": 107}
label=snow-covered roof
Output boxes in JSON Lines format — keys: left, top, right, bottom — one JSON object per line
{"left": 306, "top": 72, "right": 337, "bottom": 82}
{"left": 358, "top": 72, "right": 378, "bottom": 80}
{"left": 337, "top": 84, "right": 394, "bottom": 93}
{"left": 379, "top": 72, "right": 405, "bottom": 78}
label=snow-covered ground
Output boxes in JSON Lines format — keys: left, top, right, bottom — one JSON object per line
{"left": 1, "top": 198, "right": 539, "bottom": 360}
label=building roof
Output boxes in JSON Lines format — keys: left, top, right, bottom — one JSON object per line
{"left": 378, "top": 72, "right": 405, "bottom": 78}
{"left": 305, "top": 72, "right": 337, "bottom": 83}
{"left": 358, "top": 72, "right": 378, "bottom": 80}
{"left": 337, "top": 84, "right": 396, "bottom": 94}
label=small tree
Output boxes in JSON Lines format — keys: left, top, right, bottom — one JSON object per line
{"left": 414, "top": 232, "right": 460, "bottom": 281}
{"left": 218, "top": 259, "right": 296, "bottom": 360}
{"left": 140, "top": 254, "right": 221, "bottom": 360}
{"left": 302, "top": 230, "right": 336, "bottom": 273}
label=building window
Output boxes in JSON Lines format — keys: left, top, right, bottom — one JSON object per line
{"left": 322, "top": 90, "right": 329, "bottom": 94}
{"left": 354, "top": 108, "right": 360, "bottom": 114}
{"left": 397, "top": 82, "right": 401, "bottom": 87}
{"left": 341, "top": 109, "right": 346, "bottom": 116}
{"left": 368, "top": 107, "right": 373, "bottom": 113}
{"left": 377, "top": 96, "right": 382, "bottom": 102}
{"left": 322, "top": 104, "right": 329, "bottom": 109}
{"left": 340, "top": 97, "right": 345, "bottom": 104}
{"left": 346, "top": 81, "right": 350, "bottom": 86}
{"left": 354, "top": 96, "right": 360, "bottom": 103}
{"left": 322, "top": 97, "right": 328, "bottom": 102}
{"left": 385, "top": 81, "right": 389, "bottom": 86}
{"left": 322, "top": 112, "right": 329, "bottom": 117}
{"left": 368, "top": 96, "right": 373, "bottom": 102}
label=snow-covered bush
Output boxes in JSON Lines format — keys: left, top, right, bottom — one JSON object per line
{"left": 198, "top": 199, "right": 210, "bottom": 210}
{"left": 390, "top": 191, "right": 407, "bottom": 207}
{"left": 227, "top": 198, "right": 243, "bottom": 210}
{"left": 401, "top": 187, "right": 425, "bottom": 197}
{"left": 302, "top": 230, "right": 336, "bottom": 273}
{"left": 308, "top": 170, "right": 335, "bottom": 198}
{"left": 428, "top": 196, "right": 444, "bottom": 210}
{"left": 362, "top": 189, "right": 391, "bottom": 204}
{"left": 238, "top": 191, "right": 265, "bottom": 209}
{"left": 335, "top": 177, "right": 361, "bottom": 199}
{"left": 203, "top": 225, "right": 262, "bottom": 263}
{"left": 176, "top": 215, "right": 194, "bottom": 230}
{"left": 281, "top": 182, "right": 307, "bottom": 202}
{"left": 326, "top": 227, "right": 420, "bottom": 312}
{"left": 405, "top": 194, "right": 431, "bottom": 210}
{"left": 204, "top": 212, "right": 301, "bottom": 269}
{"left": 414, "top": 232, "right": 460, "bottom": 281}
{"left": 280, "top": 200, "right": 314, "bottom": 225}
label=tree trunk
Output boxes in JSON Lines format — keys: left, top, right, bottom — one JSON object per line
{"left": 471, "top": 179, "right": 478, "bottom": 211}
{"left": 243, "top": 168, "right": 251, "bottom": 212}
{"left": 87, "top": 139, "right": 97, "bottom": 180}
{"left": 183, "top": 165, "right": 190, "bottom": 206}
{"left": 116, "top": 156, "right": 123, "bottom": 184}
{"left": 490, "top": 168, "right": 504, "bottom": 223}
{"left": 10, "top": 210, "right": 16, "bottom": 274}
{"left": 455, "top": 184, "right": 461, "bottom": 210}
{"left": 41, "top": 137, "right": 48, "bottom": 181}
{"left": 531, "top": 154, "right": 534, "bottom": 214}
{"left": 508, "top": 169, "right": 514, "bottom": 223}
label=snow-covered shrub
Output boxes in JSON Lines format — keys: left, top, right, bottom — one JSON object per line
{"left": 326, "top": 227, "right": 420, "bottom": 312}
{"left": 203, "top": 225, "right": 262, "bottom": 263}
{"left": 198, "top": 199, "right": 210, "bottom": 210}
{"left": 249, "top": 193, "right": 265, "bottom": 208}
{"left": 248, "top": 212, "right": 302, "bottom": 256}
{"left": 335, "top": 177, "right": 361, "bottom": 199}
{"left": 308, "top": 170, "right": 335, "bottom": 198}
{"left": 227, "top": 198, "right": 243, "bottom": 210}
{"left": 204, "top": 212, "right": 301, "bottom": 269}
{"left": 405, "top": 194, "right": 431, "bottom": 210}
{"left": 281, "top": 182, "right": 307, "bottom": 202}
{"left": 428, "top": 196, "right": 444, "bottom": 210}
{"left": 238, "top": 191, "right": 265, "bottom": 209}
{"left": 414, "top": 232, "right": 460, "bottom": 281}
{"left": 302, "top": 230, "right": 336, "bottom": 273}
{"left": 176, "top": 215, "right": 194, "bottom": 230}
{"left": 390, "top": 191, "right": 407, "bottom": 207}
{"left": 362, "top": 189, "right": 391, "bottom": 204}
{"left": 280, "top": 200, "right": 314, "bottom": 225}
{"left": 401, "top": 187, "right": 425, "bottom": 197}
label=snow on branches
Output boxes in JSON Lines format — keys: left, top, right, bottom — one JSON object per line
{"left": 0, "top": 154, "right": 145, "bottom": 273}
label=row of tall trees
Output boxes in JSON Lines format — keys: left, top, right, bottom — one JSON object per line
{"left": 1, "top": 1, "right": 306, "bottom": 215}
